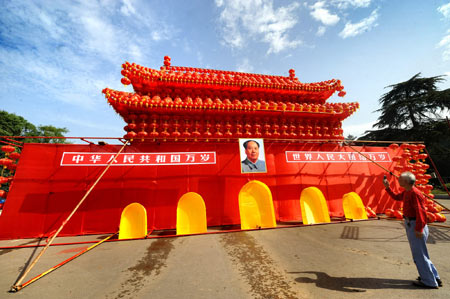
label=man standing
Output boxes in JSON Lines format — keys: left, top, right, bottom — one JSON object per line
{"left": 383, "top": 171, "right": 441, "bottom": 289}
{"left": 241, "top": 140, "right": 266, "bottom": 173}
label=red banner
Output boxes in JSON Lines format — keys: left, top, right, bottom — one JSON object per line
{"left": 285, "top": 151, "right": 391, "bottom": 163}
{"left": 61, "top": 152, "right": 216, "bottom": 166}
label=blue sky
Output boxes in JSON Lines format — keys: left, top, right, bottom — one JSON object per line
{"left": 1, "top": 0, "right": 450, "bottom": 140}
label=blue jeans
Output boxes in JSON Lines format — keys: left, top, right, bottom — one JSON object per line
{"left": 405, "top": 219, "right": 440, "bottom": 287}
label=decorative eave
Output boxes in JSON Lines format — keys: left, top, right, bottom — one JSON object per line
{"left": 119, "top": 56, "right": 347, "bottom": 104}
{"left": 103, "top": 88, "right": 359, "bottom": 121}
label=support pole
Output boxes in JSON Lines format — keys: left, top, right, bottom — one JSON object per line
{"left": 10, "top": 141, "right": 129, "bottom": 292}
{"left": 16, "top": 232, "right": 117, "bottom": 291}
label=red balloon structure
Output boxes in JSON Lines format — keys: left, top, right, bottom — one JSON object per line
{"left": 388, "top": 143, "right": 437, "bottom": 214}
{"left": 102, "top": 56, "right": 360, "bottom": 142}
{"left": 0, "top": 145, "right": 20, "bottom": 204}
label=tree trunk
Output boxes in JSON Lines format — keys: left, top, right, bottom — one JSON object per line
{"left": 406, "top": 104, "right": 419, "bottom": 128}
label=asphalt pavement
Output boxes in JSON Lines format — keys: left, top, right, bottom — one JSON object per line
{"left": 0, "top": 218, "right": 449, "bottom": 299}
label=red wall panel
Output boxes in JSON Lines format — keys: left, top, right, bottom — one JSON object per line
{"left": 0, "top": 142, "right": 399, "bottom": 240}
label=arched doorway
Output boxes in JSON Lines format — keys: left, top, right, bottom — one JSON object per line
{"left": 177, "top": 192, "right": 207, "bottom": 235}
{"left": 119, "top": 203, "right": 148, "bottom": 239}
{"left": 238, "top": 180, "right": 276, "bottom": 230}
{"left": 300, "top": 187, "right": 331, "bottom": 224}
{"left": 343, "top": 192, "right": 368, "bottom": 220}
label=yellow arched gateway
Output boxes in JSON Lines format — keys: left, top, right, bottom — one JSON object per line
{"left": 176, "top": 192, "right": 207, "bottom": 235}
{"left": 342, "top": 192, "right": 368, "bottom": 220}
{"left": 300, "top": 187, "right": 331, "bottom": 225}
{"left": 238, "top": 180, "right": 276, "bottom": 230}
{"left": 118, "top": 203, "right": 148, "bottom": 239}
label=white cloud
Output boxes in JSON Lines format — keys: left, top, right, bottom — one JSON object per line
{"left": 0, "top": 0, "right": 175, "bottom": 112}
{"left": 129, "top": 44, "right": 143, "bottom": 61}
{"left": 437, "top": 4, "right": 450, "bottom": 61}
{"left": 236, "top": 58, "right": 254, "bottom": 73}
{"left": 310, "top": 1, "right": 340, "bottom": 26}
{"left": 215, "top": 0, "right": 302, "bottom": 54}
{"left": 339, "top": 9, "right": 379, "bottom": 38}
{"left": 120, "top": 0, "right": 136, "bottom": 16}
{"left": 79, "top": 13, "right": 120, "bottom": 61}
{"left": 438, "top": 3, "right": 450, "bottom": 19}
{"left": 331, "top": 0, "right": 371, "bottom": 10}
{"left": 438, "top": 34, "right": 450, "bottom": 48}
{"left": 437, "top": 34, "right": 450, "bottom": 61}
{"left": 316, "top": 26, "right": 326, "bottom": 36}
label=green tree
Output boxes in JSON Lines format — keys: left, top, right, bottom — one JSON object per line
{"left": 0, "top": 111, "right": 69, "bottom": 194}
{"left": 361, "top": 73, "right": 450, "bottom": 179}
{"left": 0, "top": 110, "right": 39, "bottom": 137}
{"left": 0, "top": 110, "right": 68, "bottom": 144}
{"left": 35, "top": 125, "right": 69, "bottom": 143}
{"left": 373, "top": 73, "right": 450, "bottom": 130}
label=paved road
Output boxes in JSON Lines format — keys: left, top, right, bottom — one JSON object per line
{"left": 0, "top": 219, "right": 449, "bottom": 298}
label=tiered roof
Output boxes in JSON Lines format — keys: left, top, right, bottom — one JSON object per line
{"left": 103, "top": 56, "right": 359, "bottom": 142}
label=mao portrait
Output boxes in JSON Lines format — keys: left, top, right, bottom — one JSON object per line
{"left": 239, "top": 138, "right": 267, "bottom": 173}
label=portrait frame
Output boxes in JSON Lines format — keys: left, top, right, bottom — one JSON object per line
{"left": 238, "top": 138, "right": 267, "bottom": 174}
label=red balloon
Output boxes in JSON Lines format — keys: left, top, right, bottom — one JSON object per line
{"left": 416, "top": 144, "right": 426, "bottom": 150}
{"left": 137, "top": 131, "right": 148, "bottom": 139}
{"left": 121, "top": 77, "right": 131, "bottom": 85}
{"left": 392, "top": 156, "right": 402, "bottom": 162}
{"left": 435, "top": 213, "right": 446, "bottom": 222}
{"left": 0, "top": 176, "right": 9, "bottom": 184}
{"left": 389, "top": 143, "right": 399, "bottom": 150}
{"left": 9, "top": 152, "right": 20, "bottom": 160}
{"left": 426, "top": 212, "right": 436, "bottom": 223}
{"left": 127, "top": 131, "right": 137, "bottom": 139}
{"left": 0, "top": 158, "right": 13, "bottom": 167}
{"left": 400, "top": 143, "right": 410, "bottom": 149}
{"left": 418, "top": 153, "right": 428, "bottom": 160}
{"left": 393, "top": 165, "right": 403, "bottom": 171}
{"left": 401, "top": 152, "right": 411, "bottom": 159}
{"left": 404, "top": 165, "right": 413, "bottom": 171}
{"left": 1, "top": 145, "right": 15, "bottom": 153}
{"left": 393, "top": 210, "right": 403, "bottom": 220}
{"left": 385, "top": 208, "right": 394, "bottom": 217}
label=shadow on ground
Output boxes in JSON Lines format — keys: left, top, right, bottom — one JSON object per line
{"left": 290, "top": 271, "right": 417, "bottom": 292}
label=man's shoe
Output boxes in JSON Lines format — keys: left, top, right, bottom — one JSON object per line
{"left": 417, "top": 276, "right": 442, "bottom": 287}
{"left": 413, "top": 280, "right": 439, "bottom": 289}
